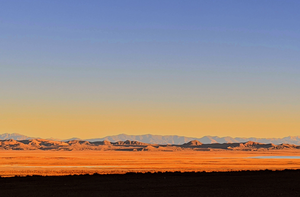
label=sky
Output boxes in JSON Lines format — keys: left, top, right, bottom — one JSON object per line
{"left": 1, "top": 0, "right": 299, "bottom": 139}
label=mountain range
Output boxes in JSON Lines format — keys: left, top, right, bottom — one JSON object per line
{"left": 0, "top": 138, "right": 299, "bottom": 151}
{"left": 0, "top": 133, "right": 33, "bottom": 140}
{"left": 1, "top": 133, "right": 300, "bottom": 145}
{"left": 87, "top": 134, "right": 300, "bottom": 145}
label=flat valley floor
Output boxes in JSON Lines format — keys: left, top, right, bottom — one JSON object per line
{"left": 1, "top": 150, "right": 300, "bottom": 177}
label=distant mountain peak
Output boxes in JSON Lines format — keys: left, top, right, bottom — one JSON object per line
{"left": 85, "top": 134, "right": 300, "bottom": 145}
{"left": 0, "top": 133, "right": 32, "bottom": 140}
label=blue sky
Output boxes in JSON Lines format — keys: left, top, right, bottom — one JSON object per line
{"left": 0, "top": 0, "right": 299, "bottom": 138}
{"left": 1, "top": 0, "right": 300, "bottom": 70}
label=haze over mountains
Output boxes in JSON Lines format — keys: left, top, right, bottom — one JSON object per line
{"left": 0, "top": 133, "right": 33, "bottom": 141}
{"left": 87, "top": 134, "right": 300, "bottom": 145}
{"left": 1, "top": 133, "right": 300, "bottom": 145}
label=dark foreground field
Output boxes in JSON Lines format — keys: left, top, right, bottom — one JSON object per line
{"left": 1, "top": 170, "right": 300, "bottom": 197}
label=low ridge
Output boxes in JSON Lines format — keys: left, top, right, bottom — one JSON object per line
{"left": 0, "top": 139, "right": 299, "bottom": 151}
{"left": 183, "top": 140, "right": 203, "bottom": 146}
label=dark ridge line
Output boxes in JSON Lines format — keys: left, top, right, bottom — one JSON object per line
{"left": 4, "top": 169, "right": 300, "bottom": 179}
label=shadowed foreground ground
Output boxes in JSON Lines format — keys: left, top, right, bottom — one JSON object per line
{"left": 1, "top": 170, "right": 300, "bottom": 197}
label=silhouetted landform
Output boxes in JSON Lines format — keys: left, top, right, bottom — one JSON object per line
{"left": 2, "top": 133, "right": 300, "bottom": 145}
{"left": 1, "top": 170, "right": 300, "bottom": 196}
{"left": 1, "top": 138, "right": 300, "bottom": 151}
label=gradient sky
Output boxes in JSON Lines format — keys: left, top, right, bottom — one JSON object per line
{"left": 1, "top": 0, "right": 299, "bottom": 139}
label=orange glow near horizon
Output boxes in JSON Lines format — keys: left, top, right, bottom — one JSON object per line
{"left": 1, "top": 100, "right": 299, "bottom": 139}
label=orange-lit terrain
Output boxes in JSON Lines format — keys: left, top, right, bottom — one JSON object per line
{"left": 1, "top": 149, "right": 300, "bottom": 177}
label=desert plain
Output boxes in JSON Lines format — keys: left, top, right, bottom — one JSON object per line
{"left": 1, "top": 149, "right": 300, "bottom": 177}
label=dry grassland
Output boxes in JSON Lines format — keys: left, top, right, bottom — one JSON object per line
{"left": 1, "top": 150, "right": 300, "bottom": 177}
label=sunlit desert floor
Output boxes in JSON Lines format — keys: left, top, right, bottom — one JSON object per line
{"left": 1, "top": 150, "right": 300, "bottom": 177}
